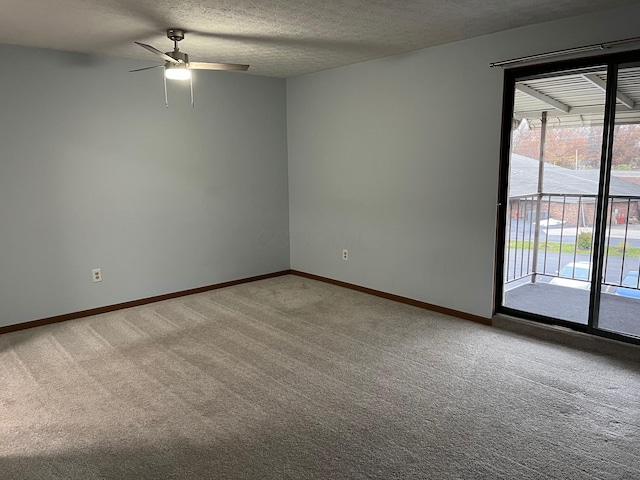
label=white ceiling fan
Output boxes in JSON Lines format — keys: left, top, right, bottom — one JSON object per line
{"left": 131, "top": 28, "right": 250, "bottom": 107}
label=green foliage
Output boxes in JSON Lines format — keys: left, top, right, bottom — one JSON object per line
{"left": 507, "top": 240, "right": 640, "bottom": 257}
{"left": 577, "top": 230, "right": 592, "bottom": 250}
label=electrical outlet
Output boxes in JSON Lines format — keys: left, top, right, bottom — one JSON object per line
{"left": 342, "top": 249, "right": 348, "bottom": 261}
{"left": 92, "top": 268, "right": 102, "bottom": 283}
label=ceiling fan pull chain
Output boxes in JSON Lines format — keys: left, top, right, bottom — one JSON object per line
{"left": 190, "top": 74, "right": 194, "bottom": 108}
{"left": 163, "top": 73, "right": 169, "bottom": 108}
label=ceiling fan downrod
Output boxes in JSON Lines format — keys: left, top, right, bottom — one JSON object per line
{"left": 166, "top": 28, "right": 185, "bottom": 53}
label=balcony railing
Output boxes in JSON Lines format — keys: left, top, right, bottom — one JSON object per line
{"left": 506, "top": 193, "right": 640, "bottom": 290}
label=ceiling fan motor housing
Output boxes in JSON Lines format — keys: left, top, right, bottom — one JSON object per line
{"left": 166, "top": 50, "right": 189, "bottom": 64}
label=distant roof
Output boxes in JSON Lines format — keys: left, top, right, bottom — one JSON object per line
{"left": 509, "top": 154, "right": 640, "bottom": 197}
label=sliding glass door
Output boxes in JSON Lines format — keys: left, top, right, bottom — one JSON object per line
{"left": 596, "top": 62, "right": 640, "bottom": 338}
{"left": 496, "top": 53, "right": 640, "bottom": 345}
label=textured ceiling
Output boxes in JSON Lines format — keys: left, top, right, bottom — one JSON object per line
{"left": 1, "top": 0, "right": 638, "bottom": 78}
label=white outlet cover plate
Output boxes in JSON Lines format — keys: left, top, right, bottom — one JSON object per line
{"left": 92, "top": 268, "right": 102, "bottom": 282}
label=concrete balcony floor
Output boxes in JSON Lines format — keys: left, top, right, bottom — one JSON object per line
{"left": 504, "top": 282, "right": 640, "bottom": 339}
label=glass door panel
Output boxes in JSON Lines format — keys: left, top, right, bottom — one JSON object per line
{"left": 597, "top": 64, "right": 640, "bottom": 339}
{"left": 502, "top": 67, "right": 606, "bottom": 324}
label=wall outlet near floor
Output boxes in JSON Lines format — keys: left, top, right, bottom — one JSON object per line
{"left": 342, "top": 249, "right": 348, "bottom": 261}
{"left": 92, "top": 268, "right": 102, "bottom": 283}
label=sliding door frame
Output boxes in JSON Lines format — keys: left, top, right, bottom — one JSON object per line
{"left": 495, "top": 49, "right": 640, "bottom": 346}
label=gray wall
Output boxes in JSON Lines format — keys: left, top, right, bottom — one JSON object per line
{"left": 0, "top": 45, "right": 289, "bottom": 327}
{"left": 287, "top": 3, "right": 640, "bottom": 319}
{"left": 3, "top": 4, "right": 640, "bottom": 329}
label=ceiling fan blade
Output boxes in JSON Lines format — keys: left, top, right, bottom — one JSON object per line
{"left": 129, "top": 65, "right": 164, "bottom": 73}
{"left": 189, "top": 62, "right": 250, "bottom": 72}
{"left": 134, "top": 42, "right": 180, "bottom": 64}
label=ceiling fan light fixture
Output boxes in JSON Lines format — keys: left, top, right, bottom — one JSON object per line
{"left": 165, "top": 63, "right": 191, "bottom": 80}
{"left": 132, "top": 29, "right": 249, "bottom": 106}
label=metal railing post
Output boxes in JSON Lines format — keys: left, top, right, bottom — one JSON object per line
{"left": 531, "top": 112, "right": 548, "bottom": 283}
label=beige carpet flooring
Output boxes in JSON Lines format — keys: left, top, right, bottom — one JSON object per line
{"left": 1, "top": 275, "right": 639, "bottom": 479}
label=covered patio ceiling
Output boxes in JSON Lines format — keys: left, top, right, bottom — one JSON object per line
{"left": 514, "top": 65, "right": 640, "bottom": 128}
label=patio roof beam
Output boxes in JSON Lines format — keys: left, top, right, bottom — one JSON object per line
{"left": 516, "top": 84, "right": 571, "bottom": 113}
{"left": 581, "top": 73, "right": 635, "bottom": 109}
{"left": 513, "top": 103, "right": 636, "bottom": 120}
